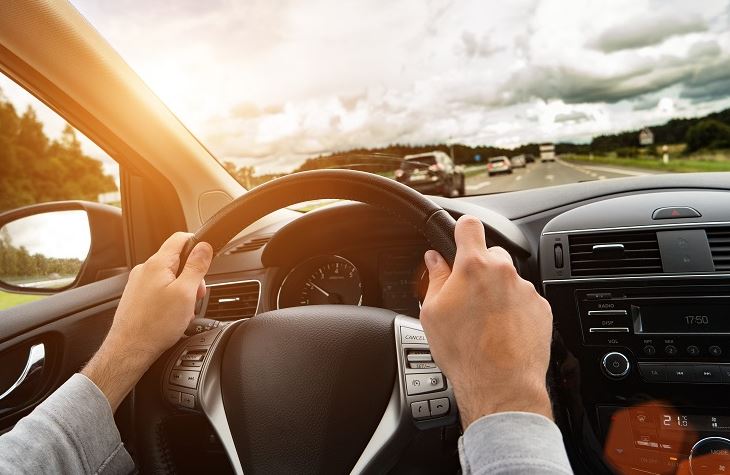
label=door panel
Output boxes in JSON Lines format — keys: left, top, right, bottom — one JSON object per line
{"left": 0, "top": 272, "right": 127, "bottom": 429}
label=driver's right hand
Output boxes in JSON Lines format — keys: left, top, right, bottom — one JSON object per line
{"left": 419, "top": 215, "right": 555, "bottom": 430}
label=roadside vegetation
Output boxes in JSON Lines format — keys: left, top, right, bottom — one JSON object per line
{"left": 0, "top": 290, "right": 45, "bottom": 311}
{"left": 0, "top": 89, "right": 117, "bottom": 213}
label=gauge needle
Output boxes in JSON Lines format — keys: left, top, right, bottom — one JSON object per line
{"left": 309, "top": 281, "right": 330, "bottom": 297}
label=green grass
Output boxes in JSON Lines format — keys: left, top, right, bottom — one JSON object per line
{"left": 0, "top": 291, "right": 46, "bottom": 311}
{"left": 561, "top": 153, "right": 730, "bottom": 173}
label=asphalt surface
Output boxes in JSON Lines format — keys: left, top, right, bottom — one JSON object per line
{"left": 464, "top": 159, "right": 660, "bottom": 195}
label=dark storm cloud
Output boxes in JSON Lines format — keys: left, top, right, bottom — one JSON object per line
{"left": 588, "top": 13, "right": 708, "bottom": 53}
{"left": 681, "top": 58, "right": 730, "bottom": 102}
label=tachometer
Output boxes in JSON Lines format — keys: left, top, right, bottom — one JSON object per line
{"left": 277, "top": 255, "right": 363, "bottom": 309}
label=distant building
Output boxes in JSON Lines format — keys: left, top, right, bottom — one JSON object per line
{"left": 639, "top": 127, "right": 654, "bottom": 146}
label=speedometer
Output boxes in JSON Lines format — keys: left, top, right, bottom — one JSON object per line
{"left": 277, "top": 255, "right": 363, "bottom": 309}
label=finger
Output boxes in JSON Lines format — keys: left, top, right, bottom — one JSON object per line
{"left": 487, "top": 245, "right": 513, "bottom": 263}
{"left": 454, "top": 215, "right": 487, "bottom": 262}
{"left": 424, "top": 250, "right": 451, "bottom": 297}
{"left": 148, "top": 232, "right": 194, "bottom": 270}
{"left": 196, "top": 279, "right": 207, "bottom": 301}
{"left": 174, "top": 242, "right": 213, "bottom": 292}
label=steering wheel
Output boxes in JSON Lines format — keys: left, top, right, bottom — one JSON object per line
{"left": 148, "top": 170, "right": 461, "bottom": 474}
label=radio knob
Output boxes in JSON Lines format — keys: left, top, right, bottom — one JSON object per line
{"left": 689, "top": 437, "right": 730, "bottom": 475}
{"left": 601, "top": 352, "right": 630, "bottom": 379}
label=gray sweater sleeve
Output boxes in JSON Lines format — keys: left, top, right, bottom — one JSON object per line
{"left": 459, "top": 412, "right": 573, "bottom": 474}
{"left": 0, "top": 373, "right": 135, "bottom": 475}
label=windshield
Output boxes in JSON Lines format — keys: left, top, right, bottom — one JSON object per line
{"left": 72, "top": 0, "right": 730, "bottom": 196}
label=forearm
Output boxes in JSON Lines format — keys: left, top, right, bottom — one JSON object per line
{"left": 82, "top": 333, "right": 158, "bottom": 412}
{"left": 0, "top": 374, "right": 134, "bottom": 474}
{"left": 459, "top": 412, "right": 573, "bottom": 474}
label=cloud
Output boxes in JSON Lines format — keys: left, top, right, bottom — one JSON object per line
{"left": 554, "top": 111, "right": 591, "bottom": 123}
{"left": 589, "top": 13, "right": 708, "bottom": 53}
{"left": 458, "top": 31, "right": 502, "bottom": 58}
{"left": 68, "top": 0, "right": 730, "bottom": 174}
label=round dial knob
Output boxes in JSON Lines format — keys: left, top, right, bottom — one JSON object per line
{"left": 601, "top": 352, "right": 630, "bottom": 379}
{"left": 690, "top": 437, "right": 730, "bottom": 475}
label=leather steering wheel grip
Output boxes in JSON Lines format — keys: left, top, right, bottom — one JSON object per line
{"left": 177, "top": 169, "right": 458, "bottom": 274}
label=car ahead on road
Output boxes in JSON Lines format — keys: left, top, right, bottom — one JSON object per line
{"left": 487, "top": 156, "right": 513, "bottom": 176}
{"left": 539, "top": 143, "right": 557, "bottom": 162}
{"left": 524, "top": 153, "right": 536, "bottom": 163}
{"left": 510, "top": 155, "right": 527, "bottom": 168}
{"left": 395, "top": 151, "right": 465, "bottom": 197}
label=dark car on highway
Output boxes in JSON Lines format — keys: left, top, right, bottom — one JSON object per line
{"left": 395, "top": 151, "right": 465, "bottom": 197}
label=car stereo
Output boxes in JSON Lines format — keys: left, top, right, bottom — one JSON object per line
{"left": 576, "top": 286, "right": 730, "bottom": 384}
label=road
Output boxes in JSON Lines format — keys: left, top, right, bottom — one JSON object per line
{"left": 465, "top": 159, "right": 660, "bottom": 195}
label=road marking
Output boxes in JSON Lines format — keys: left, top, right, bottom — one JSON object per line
{"left": 515, "top": 175, "right": 522, "bottom": 181}
{"left": 579, "top": 165, "right": 651, "bottom": 177}
{"left": 545, "top": 174, "right": 554, "bottom": 181}
{"left": 466, "top": 180, "right": 492, "bottom": 191}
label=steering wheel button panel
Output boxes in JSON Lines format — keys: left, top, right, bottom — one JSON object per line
{"left": 405, "top": 373, "right": 445, "bottom": 395}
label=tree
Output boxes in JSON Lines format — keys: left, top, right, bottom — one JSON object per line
{"left": 0, "top": 88, "right": 117, "bottom": 213}
{"left": 685, "top": 119, "right": 730, "bottom": 154}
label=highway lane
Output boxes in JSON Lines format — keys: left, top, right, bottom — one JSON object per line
{"left": 464, "top": 159, "right": 661, "bottom": 195}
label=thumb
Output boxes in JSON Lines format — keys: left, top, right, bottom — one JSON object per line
{"left": 175, "top": 242, "right": 213, "bottom": 293}
{"left": 424, "top": 250, "right": 450, "bottom": 298}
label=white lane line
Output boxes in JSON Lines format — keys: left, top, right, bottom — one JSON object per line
{"left": 515, "top": 175, "right": 522, "bottom": 181}
{"left": 466, "top": 180, "right": 492, "bottom": 191}
{"left": 579, "top": 165, "right": 651, "bottom": 177}
{"left": 545, "top": 174, "right": 554, "bottom": 181}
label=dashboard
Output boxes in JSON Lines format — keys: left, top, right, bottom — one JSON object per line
{"left": 198, "top": 171, "right": 730, "bottom": 475}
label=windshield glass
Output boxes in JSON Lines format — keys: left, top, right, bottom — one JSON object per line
{"left": 72, "top": 0, "right": 730, "bottom": 196}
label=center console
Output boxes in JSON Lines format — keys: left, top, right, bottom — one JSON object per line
{"left": 540, "top": 191, "right": 730, "bottom": 474}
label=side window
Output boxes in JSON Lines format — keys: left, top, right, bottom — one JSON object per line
{"left": 0, "top": 73, "right": 122, "bottom": 311}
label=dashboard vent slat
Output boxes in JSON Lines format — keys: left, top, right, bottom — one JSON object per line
{"left": 708, "top": 227, "right": 730, "bottom": 271}
{"left": 205, "top": 281, "right": 260, "bottom": 320}
{"left": 224, "top": 237, "right": 271, "bottom": 255}
{"left": 568, "top": 231, "right": 662, "bottom": 276}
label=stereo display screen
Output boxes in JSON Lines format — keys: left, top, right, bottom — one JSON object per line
{"left": 639, "top": 301, "right": 730, "bottom": 333}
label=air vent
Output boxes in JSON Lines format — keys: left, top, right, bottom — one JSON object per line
{"left": 568, "top": 231, "right": 662, "bottom": 276}
{"left": 707, "top": 227, "right": 730, "bottom": 271}
{"left": 205, "top": 280, "right": 260, "bottom": 320}
{"left": 224, "top": 237, "right": 270, "bottom": 255}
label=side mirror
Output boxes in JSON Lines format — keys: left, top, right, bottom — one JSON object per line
{"left": 0, "top": 201, "right": 126, "bottom": 294}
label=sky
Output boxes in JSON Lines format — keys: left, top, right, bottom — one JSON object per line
{"left": 22, "top": 0, "right": 730, "bottom": 174}
{"left": 3, "top": 210, "right": 91, "bottom": 260}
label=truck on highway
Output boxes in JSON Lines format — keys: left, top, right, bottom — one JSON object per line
{"left": 539, "top": 143, "right": 556, "bottom": 162}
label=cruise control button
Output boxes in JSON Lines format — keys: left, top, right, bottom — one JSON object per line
{"left": 639, "top": 364, "right": 667, "bottom": 382}
{"left": 170, "top": 370, "right": 200, "bottom": 389}
{"left": 429, "top": 398, "right": 450, "bottom": 417}
{"left": 401, "top": 326, "right": 428, "bottom": 345}
{"left": 405, "top": 373, "right": 445, "bottom": 395}
{"left": 409, "top": 362, "right": 438, "bottom": 369}
{"left": 411, "top": 401, "right": 430, "bottom": 420}
{"left": 189, "top": 330, "right": 220, "bottom": 346}
{"left": 406, "top": 351, "right": 433, "bottom": 362}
